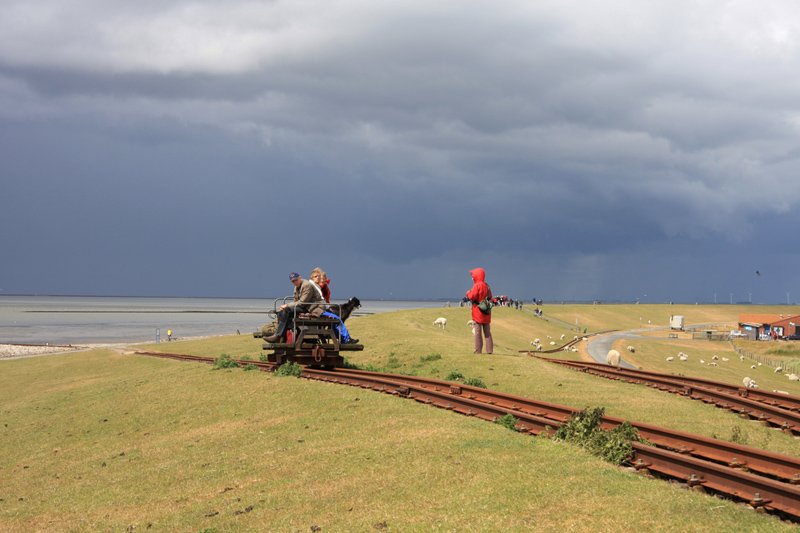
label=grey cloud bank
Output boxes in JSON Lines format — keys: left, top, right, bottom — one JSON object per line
{"left": 1, "top": 1, "right": 798, "bottom": 302}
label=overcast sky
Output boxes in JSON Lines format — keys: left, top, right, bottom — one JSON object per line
{"left": 1, "top": 1, "right": 799, "bottom": 302}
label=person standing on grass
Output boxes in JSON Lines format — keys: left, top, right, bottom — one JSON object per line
{"left": 466, "top": 267, "right": 493, "bottom": 354}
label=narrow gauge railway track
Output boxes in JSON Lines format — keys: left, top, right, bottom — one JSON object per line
{"left": 135, "top": 351, "right": 800, "bottom": 520}
{"left": 538, "top": 357, "right": 800, "bottom": 412}
{"left": 537, "top": 357, "right": 800, "bottom": 435}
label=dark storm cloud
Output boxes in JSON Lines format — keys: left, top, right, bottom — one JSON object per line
{"left": 1, "top": 1, "right": 799, "bottom": 300}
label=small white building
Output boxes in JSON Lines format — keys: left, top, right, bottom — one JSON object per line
{"left": 669, "top": 315, "right": 684, "bottom": 331}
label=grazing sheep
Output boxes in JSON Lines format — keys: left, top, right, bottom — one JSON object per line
{"left": 665, "top": 356, "right": 674, "bottom": 362}
{"left": 721, "top": 357, "right": 729, "bottom": 362}
{"left": 775, "top": 367, "right": 783, "bottom": 374}
{"left": 787, "top": 374, "right": 800, "bottom": 382}
{"left": 606, "top": 349, "right": 621, "bottom": 367}
{"left": 708, "top": 362, "right": 718, "bottom": 367}
{"left": 679, "top": 354, "right": 688, "bottom": 361}
{"left": 712, "top": 355, "right": 719, "bottom": 361}
{"left": 533, "top": 338, "right": 541, "bottom": 345}
{"left": 700, "top": 359, "right": 705, "bottom": 364}
{"left": 751, "top": 365, "right": 757, "bottom": 369}
{"left": 758, "top": 362, "right": 762, "bottom": 366}
{"left": 739, "top": 355, "right": 745, "bottom": 361}
{"left": 626, "top": 345, "right": 635, "bottom": 353}
{"left": 742, "top": 377, "right": 758, "bottom": 389}
{"left": 433, "top": 317, "right": 448, "bottom": 329}
{"left": 549, "top": 341, "right": 556, "bottom": 346}
{"left": 560, "top": 334, "right": 566, "bottom": 340}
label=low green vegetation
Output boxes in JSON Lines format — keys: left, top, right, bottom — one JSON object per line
{"left": 554, "top": 407, "right": 642, "bottom": 465}
{"left": 213, "top": 353, "right": 239, "bottom": 369}
{"left": 2, "top": 305, "right": 799, "bottom": 531}
{"left": 274, "top": 361, "right": 303, "bottom": 377}
{"left": 495, "top": 413, "right": 520, "bottom": 432}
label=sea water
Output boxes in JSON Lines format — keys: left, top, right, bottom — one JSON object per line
{"left": 0, "top": 296, "right": 449, "bottom": 345}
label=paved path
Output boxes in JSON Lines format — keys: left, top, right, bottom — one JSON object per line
{"left": 587, "top": 322, "right": 724, "bottom": 369}
{"left": 586, "top": 330, "right": 645, "bottom": 369}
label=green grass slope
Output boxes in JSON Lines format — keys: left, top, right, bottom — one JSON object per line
{"left": 1, "top": 307, "right": 798, "bottom": 531}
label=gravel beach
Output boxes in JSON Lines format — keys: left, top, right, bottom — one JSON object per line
{"left": 0, "top": 343, "right": 86, "bottom": 359}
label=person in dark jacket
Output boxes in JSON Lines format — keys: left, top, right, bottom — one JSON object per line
{"left": 465, "top": 267, "right": 493, "bottom": 354}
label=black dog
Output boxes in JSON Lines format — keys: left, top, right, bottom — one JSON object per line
{"left": 326, "top": 297, "right": 361, "bottom": 322}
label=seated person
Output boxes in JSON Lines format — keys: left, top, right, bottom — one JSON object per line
{"left": 309, "top": 268, "right": 358, "bottom": 344}
{"left": 263, "top": 272, "right": 326, "bottom": 343}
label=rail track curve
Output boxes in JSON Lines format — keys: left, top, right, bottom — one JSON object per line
{"left": 135, "top": 351, "right": 800, "bottom": 521}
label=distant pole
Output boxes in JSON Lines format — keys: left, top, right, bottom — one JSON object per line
{"left": 749, "top": 292, "right": 752, "bottom": 304}
{"left": 714, "top": 292, "right": 717, "bottom": 304}
{"left": 729, "top": 293, "right": 733, "bottom": 305}
{"left": 788, "top": 292, "right": 791, "bottom": 305}
{"left": 156, "top": 328, "right": 161, "bottom": 344}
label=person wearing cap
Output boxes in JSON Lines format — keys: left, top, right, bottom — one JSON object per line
{"left": 263, "top": 272, "right": 326, "bottom": 343}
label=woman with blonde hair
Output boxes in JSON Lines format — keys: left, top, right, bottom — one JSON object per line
{"left": 310, "top": 267, "right": 331, "bottom": 303}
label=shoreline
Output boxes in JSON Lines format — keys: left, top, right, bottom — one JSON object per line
{"left": 0, "top": 335, "right": 224, "bottom": 360}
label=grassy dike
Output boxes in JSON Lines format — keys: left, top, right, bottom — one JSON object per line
{"left": 1, "top": 307, "right": 798, "bottom": 531}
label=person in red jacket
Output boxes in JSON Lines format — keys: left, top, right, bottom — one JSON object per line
{"left": 465, "top": 267, "right": 493, "bottom": 354}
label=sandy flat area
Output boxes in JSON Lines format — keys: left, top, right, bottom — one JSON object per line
{"left": 0, "top": 343, "right": 88, "bottom": 359}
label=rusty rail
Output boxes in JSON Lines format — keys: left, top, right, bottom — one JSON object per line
{"left": 537, "top": 357, "right": 800, "bottom": 435}
{"left": 135, "top": 351, "right": 800, "bottom": 520}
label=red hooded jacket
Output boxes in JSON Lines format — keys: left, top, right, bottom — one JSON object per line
{"left": 466, "top": 267, "right": 492, "bottom": 324}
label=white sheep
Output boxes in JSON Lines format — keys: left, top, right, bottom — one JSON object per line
{"left": 721, "top": 357, "right": 729, "bottom": 362}
{"left": 560, "top": 334, "right": 566, "bottom": 340}
{"left": 787, "top": 374, "right": 800, "bottom": 382}
{"left": 665, "top": 356, "right": 674, "bottom": 362}
{"left": 679, "top": 354, "right": 688, "bottom": 361}
{"left": 699, "top": 359, "right": 705, "bottom": 364}
{"left": 775, "top": 367, "right": 783, "bottom": 374}
{"left": 433, "top": 317, "right": 448, "bottom": 329}
{"left": 750, "top": 365, "right": 757, "bottom": 370}
{"left": 708, "top": 362, "right": 718, "bottom": 367}
{"left": 712, "top": 355, "right": 719, "bottom": 361}
{"left": 549, "top": 341, "right": 556, "bottom": 346}
{"left": 742, "top": 377, "right": 758, "bottom": 389}
{"left": 626, "top": 345, "right": 635, "bottom": 353}
{"left": 532, "top": 338, "right": 541, "bottom": 345}
{"left": 606, "top": 349, "right": 621, "bottom": 367}
{"left": 739, "top": 355, "right": 745, "bottom": 361}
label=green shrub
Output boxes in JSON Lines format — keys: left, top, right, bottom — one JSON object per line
{"left": 554, "top": 407, "right": 641, "bottom": 465}
{"left": 419, "top": 353, "right": 442, "bottom": 363}
{"left": 463, "top": 377, "right": 487, "bottom": 389}
{"left": 213, "top": 354, "right": 239, "bottom": 369}
{"left": 243, "top": 363, "right": 258, "bottom": 372}
{"left": 275, "top": 361, "right": 303, "bottom": 377}
{"left": 258, "top": 353, "right": 269, "bottom": 362}
{"left": 495, "top": 414, "right": 519, "bottom": 432}
{"left": 446, "top": 370, "right": 465, "bottom": 381}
